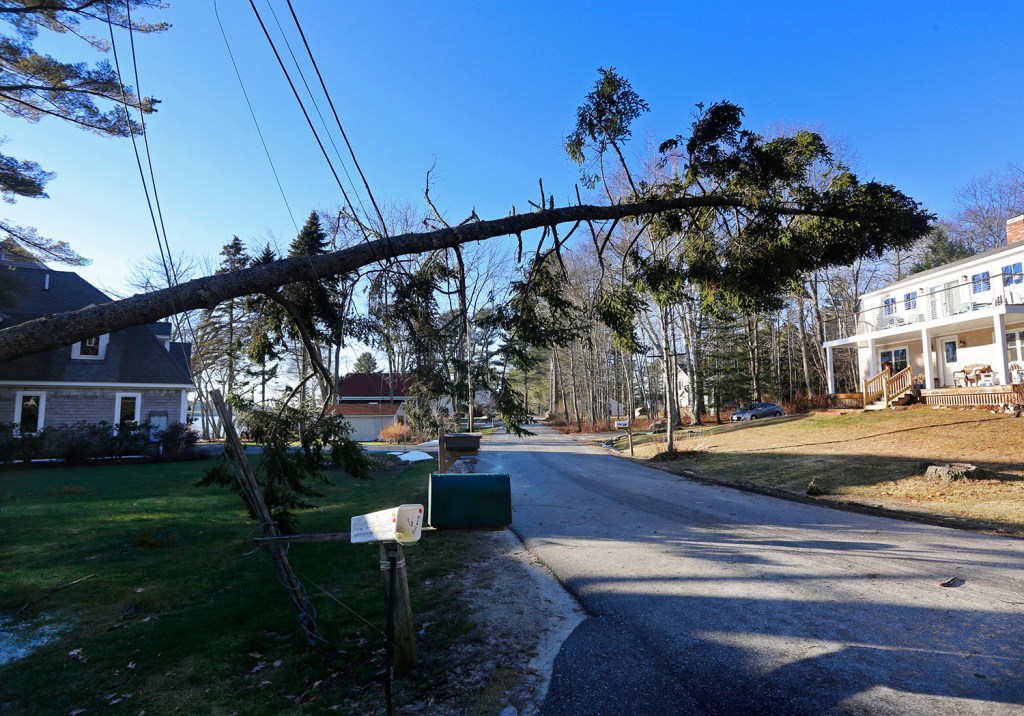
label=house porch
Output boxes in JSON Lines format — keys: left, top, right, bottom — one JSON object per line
{"left": 824, "top": 306, "right": 1024, "bottom": 393}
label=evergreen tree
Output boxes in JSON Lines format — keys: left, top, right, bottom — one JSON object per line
{"left": 352, "top": 351, "right": 379, "bottom": 374}
{"left": 911, "top": 226, "right": 975, "bottom": 274}
{"left": 193, "top": 237, "right": 251, "bottom": 413}
{"left": 0, "top": 1, "right": 167, "bottom": 263}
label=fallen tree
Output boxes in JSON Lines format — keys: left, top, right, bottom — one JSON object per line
{"left": 0, "top": 189, "right": 928, "bottom": 362}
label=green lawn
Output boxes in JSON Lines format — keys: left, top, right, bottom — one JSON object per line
{"left": 0, "top": 458, "right": 479, "bottom": 714}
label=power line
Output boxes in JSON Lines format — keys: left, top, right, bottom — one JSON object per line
{"left": 105, "top": 8, "right": 171, "bottom": 288}
{"left": 106, "top": 7, "right": 222, "bottom": 426}
{"left": 262, "top": 0, "right": 369, "bottom": 228}
{"left": 246, "top": 0, "right": 379, "bottom": 264}
{"left": 214, "top": 0, "right": 299, "bottom": 234}
{"left": 284, "top": 0, "right": 390, "bottom": 240}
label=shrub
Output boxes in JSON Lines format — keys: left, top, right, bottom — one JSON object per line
{"left": 44, "top": 421, "right": 112, "bottom": 465}
{"left": 378, "top": 422, "right": 414, "bottom": 444}
{"left": 107, "top": 420, "right": 149, "bottom": 458}
{"left": 157, "top": 422, "right": 199, "bottom": 457}
{"left": 781, "top": 394, "right": 831, "bottom": 415}
{"left": 0, "top": 423, "right": 17, "bottom": 464}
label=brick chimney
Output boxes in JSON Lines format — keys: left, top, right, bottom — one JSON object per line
{"left": 1008, "top": 214, "right": 1024, "bottom": 245}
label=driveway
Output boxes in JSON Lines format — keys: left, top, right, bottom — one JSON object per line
{"left": 476, "top": 425, "right": 1024, "bottom": 714}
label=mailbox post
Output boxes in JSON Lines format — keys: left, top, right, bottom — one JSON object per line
{"left": 349, "top": 505, "right": 424, "bottom": 686}
{"left": 615, "top": 418, "right": 634, "bottom": 456}
{"left": 437, "top": 431, "right": 482, "bottom": 473}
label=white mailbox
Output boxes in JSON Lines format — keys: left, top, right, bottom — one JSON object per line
{"left": 350, "top": 504, "right": 424, "bottom": 545}
{"left": 614, "top": 420, "right": 630, "bottom": 429}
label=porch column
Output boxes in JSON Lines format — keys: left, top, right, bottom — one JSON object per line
{"left": 993, "top": 313, "right": 1010, "bottom": 384}
{"left": 826, "top": 346, "right": 836, "bottom": 394}
{"left": 866, "top": 336, "right": 876, "bottom": 376}
{"left": 920, "top": 326, "right": 933, "bottom": 390}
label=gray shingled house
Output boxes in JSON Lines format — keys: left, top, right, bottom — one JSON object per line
{"left": 0, "top": 253, "right": 193, "bottom": 435}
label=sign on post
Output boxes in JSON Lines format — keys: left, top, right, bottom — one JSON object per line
{"left": 614, "top": 420, "right": 630, "bottom": 429}
{"left": 350, "top": 504, "right": 424, "bottom": 545}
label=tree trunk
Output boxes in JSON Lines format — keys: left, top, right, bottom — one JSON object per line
{"left": 795, "top": 296, "right": 814, "bottom": 397}
{"left": 569, "top": 345, "right": 582, "bottom": 432}
{"left": 0, "top": 193, "right": 912, "bottom": 363}
{"left": 660, "top": 305, "right": 676, "bottom": 452}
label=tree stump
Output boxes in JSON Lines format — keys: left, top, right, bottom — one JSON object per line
{"left": 924, "top": 463, "right": 993, "bottom": 482}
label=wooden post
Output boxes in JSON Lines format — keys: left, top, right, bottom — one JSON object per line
{"left": 437, "top": 425, "right": 446, "bottom": 474}
{"left": 379, "top": 543, "right": 416, "bottom": 677}
{"left": 211, "top": 390, "right": 317, "bottom": 643}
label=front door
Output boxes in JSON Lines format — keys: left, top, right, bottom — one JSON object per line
{"left": 937, "top": 334, "right": 959, "bottom": 387}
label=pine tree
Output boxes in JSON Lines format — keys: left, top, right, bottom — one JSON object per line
{"left": 0, "top": 1, "right": 167, "bottom": 263}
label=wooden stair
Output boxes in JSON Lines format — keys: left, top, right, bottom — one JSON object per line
{"left": 864, "top": 388, "right": 914, "bottom": 410}
{"left": 863, "top": 366, "right": 915, "bottom": 411}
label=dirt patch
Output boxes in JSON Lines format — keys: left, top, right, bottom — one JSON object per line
{"left": 375, "top": 530, "right": 584, "bottom": 715}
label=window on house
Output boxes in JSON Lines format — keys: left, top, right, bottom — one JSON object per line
{"left": 115, "top": 393, "right": 141, "bottom": 427}
{"left": 14, "top": 392, "right": 44, "bottom": 434}
{"left": 971, "top": 272, "right": 990, "bottom": 293}
{"left": 883, "top": 297, "right": 896, "bottom": 315}
{"left": 879, "top": 348, "right": 909, "bottom": 373}
{"left": 1001, "top": 262, "right": 1023, "bottom": 285}
{"left": 72, "top": 334, "right": 108, "bottom": 360}
{"left": 903, "top": 291, "right": 917, "bottom": 310}
{"left": 1008, "top": 331, "right": 1024, "bottom": 364}
{"left": 80, "top": 337, "right": 100, "bottom": 356}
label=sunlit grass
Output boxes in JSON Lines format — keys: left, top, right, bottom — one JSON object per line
{"left": 618, "top": 407, "right": 1024, "bottom": 534}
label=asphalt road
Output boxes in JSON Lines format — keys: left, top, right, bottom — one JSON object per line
{"left": 476, "top": 425, "right": 1024, "bottom": 715}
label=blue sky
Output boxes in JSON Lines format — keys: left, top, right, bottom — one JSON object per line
{"left": 2, "top": 1, "right": 1022, "bottom": 294}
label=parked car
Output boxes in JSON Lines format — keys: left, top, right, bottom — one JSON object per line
{"left": 730, "top": 402, "right": 784, "bottom": 421}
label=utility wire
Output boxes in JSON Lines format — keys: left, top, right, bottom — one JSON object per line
{"left": 246, "top": 0, "right": 379, "bottom": 264}
{"left": 105, "top": 10, "right": 170, "bottom": 288}
{"left": 107, "top": 7, "right": 223, "bottom": 433}
{"left": 263, "top": 0, "right": 369, "bottom": 229}
{"left": 124, "top": 1, "right": 179, "bottom": 289}
{"left": 284, "top": 0, "right": 390, "bottom": 241}
{"left": 214, "top": 0, "right": 299, "bottom": 234}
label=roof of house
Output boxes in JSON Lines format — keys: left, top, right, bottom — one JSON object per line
{"left": 338, "top": 372, "right": 413, "bottom": 400}
{"left": 328, "top": 401, "right": 404, "bottom": 417}
{"left": 0, "top": 238, "right": 47, "bottom": 268}
{"left": 0, "top": 265, "right": 193, "bottom": 386}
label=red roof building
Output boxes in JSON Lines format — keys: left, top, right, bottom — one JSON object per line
{"left": 328, "top": 402, "right": 404, "bottom": 417}
{"left": 337, "top": 372, "right": 413, "bottom": 402}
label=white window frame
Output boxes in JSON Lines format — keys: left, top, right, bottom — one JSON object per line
{"left": 879, "top": 346, "right": 909, "bottom": 373}
{"left": 13, "top": 390, "right": 46, "bottom": 434}
{"left": 71, "top": 333, "right": 110, "bottom": 360}
{"left": 114, "top": 392, "right": 142, "bottom": 426}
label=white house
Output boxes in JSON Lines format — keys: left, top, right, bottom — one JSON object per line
{"left": 824, "top": 215, "right": 1024, "bottom": 406}
{"left": 328, "top": 401, "right": 406, "bottom": 442}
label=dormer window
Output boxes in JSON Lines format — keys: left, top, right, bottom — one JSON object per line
{"left": 72, "top": 334, "right": 109, "bottom": 360}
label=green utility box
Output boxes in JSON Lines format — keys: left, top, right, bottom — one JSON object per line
{"left": 427, "top": 472, "right": 512, "bottom": 530}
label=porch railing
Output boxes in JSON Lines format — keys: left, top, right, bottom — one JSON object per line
{"left": 845, "top": 271, "right": 1024, "bottom": 338}
{"left": 886, "top": 366, "right": 913, "bottom": 405}
{"left": 862, "top": 365, "right": 913, "bottom": 408}
{"left": 863, "top": 367, "right": 890, "bottom": 406}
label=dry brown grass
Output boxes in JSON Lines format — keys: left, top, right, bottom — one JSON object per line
{"left": 625, "top": 406, "right": 1024, "bottom": 534}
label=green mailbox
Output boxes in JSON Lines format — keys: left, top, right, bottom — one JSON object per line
{"left": 428, "top": 472, "right": 512, "bottom": 530}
